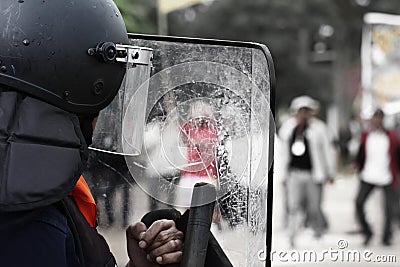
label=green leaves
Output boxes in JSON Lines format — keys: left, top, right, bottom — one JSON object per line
{"left": 114, "top": 0, "right": 157, "bottom": 34}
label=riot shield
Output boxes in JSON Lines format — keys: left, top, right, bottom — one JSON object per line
{"left": 85, "top": 35, "right": 276, "bottom": 267}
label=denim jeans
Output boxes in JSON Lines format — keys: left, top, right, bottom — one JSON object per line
{"left": 287, "top": 169, "right": 325, "bottom": 245}
{"left": 356, "top": 180, "right": 393, "bottom": 242}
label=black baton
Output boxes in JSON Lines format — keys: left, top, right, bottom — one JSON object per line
{"left": 180, "top": 183, "right": 216, "bottom": 267}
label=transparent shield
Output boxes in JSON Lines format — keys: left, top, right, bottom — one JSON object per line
{"left": 85, "top": 36, "right": 275, "bottom": 267}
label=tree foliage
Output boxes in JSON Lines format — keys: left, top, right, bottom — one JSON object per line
{"left": 114, "top": 0, "right": 157, "bottom": 34}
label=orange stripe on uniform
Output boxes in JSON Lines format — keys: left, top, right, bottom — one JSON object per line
{"left": 69, "top": 176, "right": 97, "bottom": 227}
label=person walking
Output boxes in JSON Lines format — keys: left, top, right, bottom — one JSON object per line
{"left": 278, "top": 95, "right": 336, "bottom": 247}
{"left": 355, "top": 108, "right": 400, "bottom": 246}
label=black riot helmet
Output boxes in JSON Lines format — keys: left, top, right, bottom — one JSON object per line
{"left": 0, "top": 0, "right": 130, "bottom": 114}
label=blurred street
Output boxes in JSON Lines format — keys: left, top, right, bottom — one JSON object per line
{"left": 98, "top": 172, "right": 400, "bottom": 267}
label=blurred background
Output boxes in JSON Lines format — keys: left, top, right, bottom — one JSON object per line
{"left": 114, "top": 0, "right": 400, "bottom": 135}
{"left": 93, "top": 0, "right": 400, "bottom": 266}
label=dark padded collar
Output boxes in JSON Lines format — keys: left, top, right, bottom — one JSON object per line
{"left": 0, "top": 90, "right": 87, "bottom": 211}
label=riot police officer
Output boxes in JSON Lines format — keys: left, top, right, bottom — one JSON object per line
{"left": 0, "top": 0, "right": 183, "bottom": 266}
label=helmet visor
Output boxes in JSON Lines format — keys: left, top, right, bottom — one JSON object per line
{"left": 90, "top": 47, "right": 152, "bottom": 156}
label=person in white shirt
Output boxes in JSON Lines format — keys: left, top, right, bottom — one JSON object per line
{"left": 355, "top": 108, "right": 400, "bottom": 246}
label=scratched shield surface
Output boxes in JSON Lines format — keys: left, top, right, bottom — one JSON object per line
{"left": 84, "top": 36, "right": 275, "bottom": 266}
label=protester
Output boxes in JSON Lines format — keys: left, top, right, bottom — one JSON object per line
{"left": 278, "top": 95, "right": 336, "bottom": 247}
{"left": 177, "top": 100, "right": 219, "bottom": 208}
{"left": 355, "top": 108, "right": 399, "bottom": 246}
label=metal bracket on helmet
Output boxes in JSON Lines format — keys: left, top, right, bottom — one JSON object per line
{"left": 115, "top": 44, "right": 153, "bottom": 66}
{"left": 88, "top": 43, "right": 153, "bottom": 66}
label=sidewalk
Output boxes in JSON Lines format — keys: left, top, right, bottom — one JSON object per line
{"left": 272, "top": 173, "right": 400, "bottom": 266}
